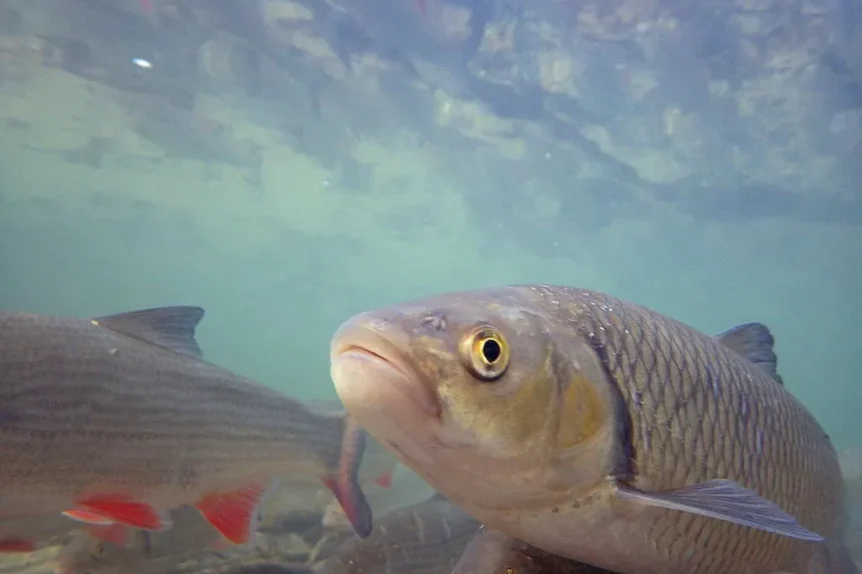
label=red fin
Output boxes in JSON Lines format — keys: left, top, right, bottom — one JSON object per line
{"left": 72, "top": 496, "right": 171, "bottom": 531}
{"left": 0, "top": 539, "right": 36, "bottom": 553}
{"left": 374, "top": 471, "right": 393, "bottom": 489}
{"left": 195, "top": 483, "right": 270, "bottom": 545}
{"left": 87, "top": 523, "right": 129, "bottom": 547}
{"left": 63, "top": 509, "right": 114, "bottom": 525}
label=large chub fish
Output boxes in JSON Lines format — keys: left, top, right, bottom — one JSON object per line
{"left": 330, "top": 285, "right": 852, "bottom": 574}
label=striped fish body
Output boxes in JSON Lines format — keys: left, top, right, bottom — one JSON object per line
{"left": 319, "top": 495, "right": 479, "bottom": 574}
{"left": 0, "top": 307, "right": 371, "bottom": 542}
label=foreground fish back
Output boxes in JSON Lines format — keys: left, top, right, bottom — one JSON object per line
{"left": 318, "top": 495, "right": 479, "bottom": 574}
{"left": 0, "top": 311, "right": 342, "bottom": 494}
{"left": 532, "top": 285, "right": 844, "bottom": 569}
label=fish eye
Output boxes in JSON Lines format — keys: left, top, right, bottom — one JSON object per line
{"left": 461, "top": 326, "right": 510, "bottom": 381}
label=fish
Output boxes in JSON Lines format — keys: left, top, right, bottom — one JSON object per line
{"left": 329, "top": 285, "right": 853, "bottom": 574}
{"left": 55, "top": 505, "right": 229, "bottom": 574}
{"left": 306, "top": 400, "right": 401, "bottom": 489}
{"left": 318, "top": 493, "right": 480, "bottom": 574}
{"left": 0, "top": 306, "right": 372, "bottom": 546}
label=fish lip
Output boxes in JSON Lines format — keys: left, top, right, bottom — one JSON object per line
{"left": 332, "top": 324, "right": 441, "bottom": 418}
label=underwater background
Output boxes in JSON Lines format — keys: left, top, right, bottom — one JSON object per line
{"left": 0, "top": 0, "right": 860, "bottom": 451}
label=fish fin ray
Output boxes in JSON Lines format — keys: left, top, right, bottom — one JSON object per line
{"left": 714, "top": 323, "right": 783, "bottom": 384}
{"left": 63, "top": 509, "right": 114, "bottom": 525}
{"left": 94, "top": 306, "right": 205, "bottom": 358}
{"left": 616, "top": 479, "right": 823, "bottom": 541}
{"left": 70, "top": 496, "right": 172, "bottom": 531}
{"left": 195, "top": 480, "right": 276, "bottom": 545}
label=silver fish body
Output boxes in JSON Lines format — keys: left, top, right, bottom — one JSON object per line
{"left": 0, "top": 306, "right": 371, "bottom": 541}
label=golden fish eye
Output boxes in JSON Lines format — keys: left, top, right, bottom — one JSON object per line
{"left": 461, "top": 326, "right": 510, "bottom": 381}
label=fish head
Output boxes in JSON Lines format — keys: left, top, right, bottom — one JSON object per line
{"left": 330, "top": 288, "right": 619, "bottom": 510}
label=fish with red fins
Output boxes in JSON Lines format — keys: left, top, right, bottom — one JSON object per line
{"left": 0, "top": 306, "right": 373, "bottom": 550}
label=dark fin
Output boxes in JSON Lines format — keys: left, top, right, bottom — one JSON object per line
{"left": 68, "top": 496, "right": 173, "bottom": 531}
{"left": 451, "top": 528, "right": 526, "bottom": 574}
{"left": 94, "top": 306, "right": 205, "bottom": 358}
{"left": 616, "top": 479, "right": 823, "bottom": 541}
{"left": 195, "top": 480, "right": 276, "bottom": 545}
{"left": 323, "top": 416, "right": 373, "bottom": 538}
{"left": 0, "top": 539, "right": 37, "bottom": 553}
{"left": 715, "top": 323, "right": 784, "bottom": 384}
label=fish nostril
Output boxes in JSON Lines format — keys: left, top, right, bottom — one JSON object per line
{"left": 420, "top": 313, "right": 446, "bottom": 331}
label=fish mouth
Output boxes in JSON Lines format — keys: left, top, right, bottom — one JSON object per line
{"left": 330, "top": 323, "right": 441, "bottom": 420}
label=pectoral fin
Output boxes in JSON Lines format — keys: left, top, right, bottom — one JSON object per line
{"left": 616, "top": 479, "right": 823, "bottom": 541}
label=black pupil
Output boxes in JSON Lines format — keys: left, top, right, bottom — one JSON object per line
{"left": 481, "top": 338, "right": 502, "bottom": 363}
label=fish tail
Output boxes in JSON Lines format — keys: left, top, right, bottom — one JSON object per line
{"left": 323, "top": 415, "right": 373, "bottom": 538}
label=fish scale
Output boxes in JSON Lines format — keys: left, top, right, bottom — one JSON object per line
{"left": 329, "top": 284, "right": 852, "bottom": 574}
{"left": 319, "top": 494, "right": 480, "bottom": 574}
{"left": 567, "top": 290, "right": 841, "bottom": 572}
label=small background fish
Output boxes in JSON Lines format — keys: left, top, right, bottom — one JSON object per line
{"left": 317, "top": 493, "right": 480, "bottom": 574}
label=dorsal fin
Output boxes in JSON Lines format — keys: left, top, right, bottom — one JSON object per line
{"left": 715, "top": 323, "right": 783, "bottom": 385}
{"left": 93, "top": 307, "right": 205, "bottom": 358}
